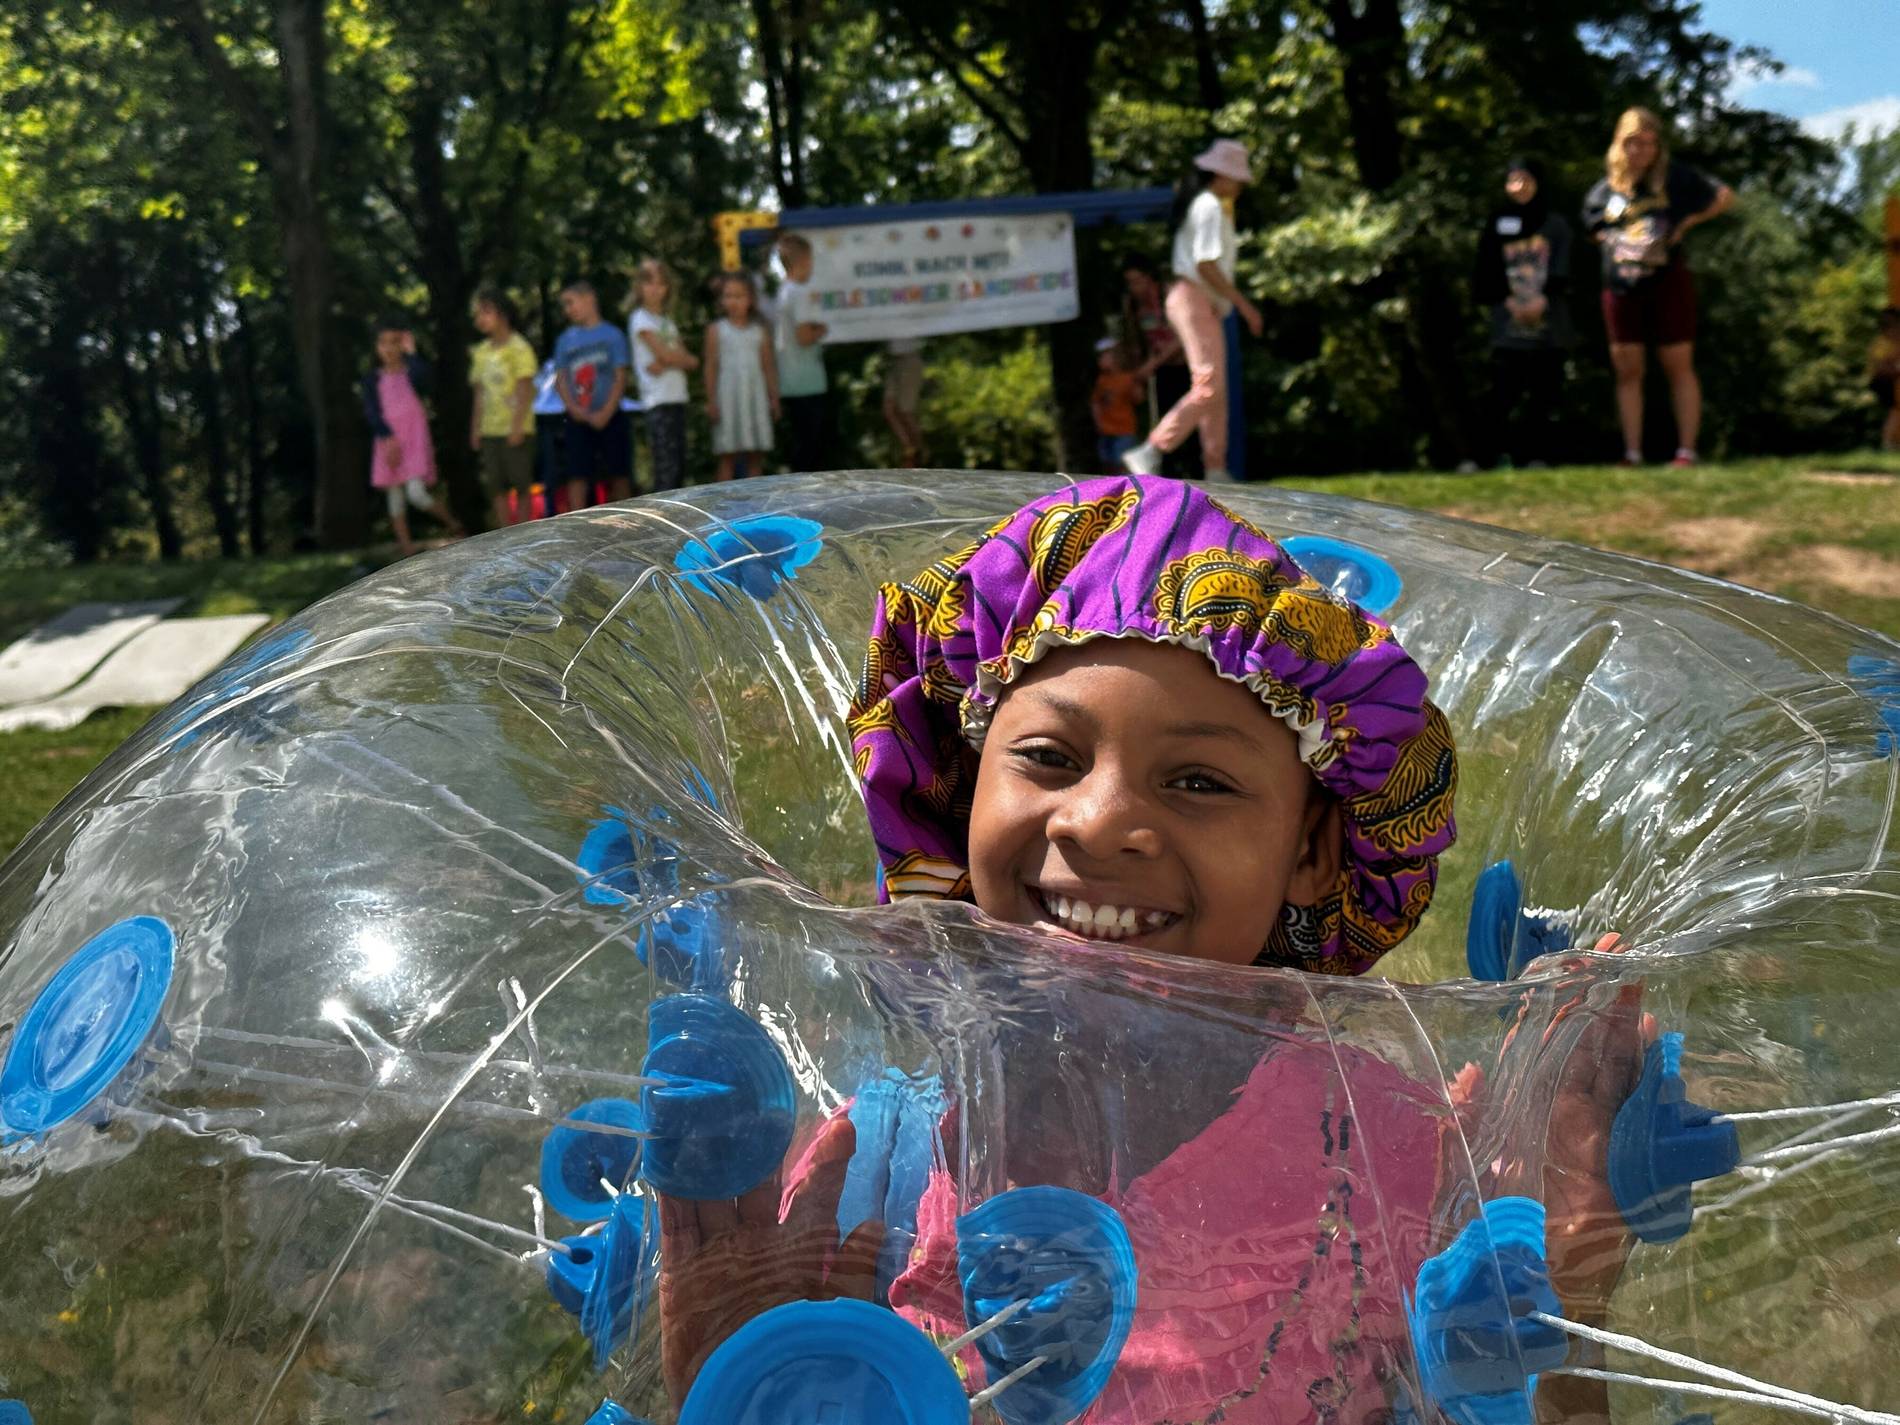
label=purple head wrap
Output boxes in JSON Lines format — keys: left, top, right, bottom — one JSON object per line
{"left": 847, "top": 475, "right": 1457, "bottom": 973}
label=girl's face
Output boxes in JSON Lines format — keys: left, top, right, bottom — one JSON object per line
{"left": 1123, "top": 268, "right": 1156, "bottom": 304}
{"left": 966, "top": 640, "right": 1341, "bottom": 966}
{"left": 720, "top": 279, "right": 752, "bottom": 322}
{"left": 1620, "top": 126, "right": 1658, "bottom": 177}
{"left": 641, "top": 274, "right": 670, "bottom": 310}
{"left": 375, "top": 329, "right": 407, "bottom": 367}
{"left": 1505, "top": 169, "right": 1538, "bottom": 205}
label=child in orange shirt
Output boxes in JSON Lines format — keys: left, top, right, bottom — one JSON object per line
{"left": 1091, "top": 338, "right": 1142, "bottom": 472}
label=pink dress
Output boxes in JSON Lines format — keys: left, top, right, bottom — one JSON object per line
{"left": 371, "top": 369, "right": 437, "bottom": 490}
{"left": 877, "top": 1043, "right": 1444, "bottom": 1425}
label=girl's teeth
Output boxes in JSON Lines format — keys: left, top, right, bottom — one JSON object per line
{"left": 1038, "top": 891, "right": 1171, "bottom": 941}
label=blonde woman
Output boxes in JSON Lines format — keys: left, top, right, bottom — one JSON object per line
{"left": 1582, "top": 107, "right": 1733, "bottom": 467}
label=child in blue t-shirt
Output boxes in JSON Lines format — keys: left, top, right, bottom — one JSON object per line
{"left": 553, "top": 281, "right": 633, "bottom": 512}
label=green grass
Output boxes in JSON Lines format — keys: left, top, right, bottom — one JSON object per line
{"left": 3, "top": 452, "right": 1899, "bottom": 866}
{"left": 0, "top": 548, "right": 382, "bottom": 648}
{"left": 1281, "top": 449, "right": 1900, "bottom": 639}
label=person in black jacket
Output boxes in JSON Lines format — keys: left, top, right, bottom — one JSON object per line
{"left": 1473, "top": 159, "right": 1573, "bottom": 469}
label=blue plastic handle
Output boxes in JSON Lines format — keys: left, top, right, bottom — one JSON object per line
{"left": 1407, "top": 1197, "right": 1569, "bottom": 1425}
{"left": 545, "top": 1192, "right": 658, "bottom": 1371}
{"left": 1608, "top": 1032, "right": 1740, "bottom": 1243}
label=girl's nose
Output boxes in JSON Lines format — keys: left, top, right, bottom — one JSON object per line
{"left": 1046, "top": 767, "right": 1161, "bottom": 860}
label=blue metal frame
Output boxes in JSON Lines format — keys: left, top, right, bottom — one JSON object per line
{"left": 739, "top": 187, "right": 1174, "bottom": 240}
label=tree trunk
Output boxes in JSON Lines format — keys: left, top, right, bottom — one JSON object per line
{"left": 751, "top": 0, "right": 797, "bottom": 208}
{"left": 160, "top": 0, "right": 364, "bottom": 547}
{"left": 1324, "top": 0, "right": 1473, "bottom": 465}
{"left": 408, "top": 83, "right": 481, "bottom": 529}
{"left": 113, "top": 332, "right": 184, "bottom": 560}
{"left": 233, "top": 297, "right": 271, "bottom": 555}
{"left": 189, "top": 313, "right": 243, "bottom": 559}
{"left": 785, "top": 0, "right": 810, "bottom": 206}
{"left": 1013, "top": 13, "right": 1107, "bottom": 472}
{"left": 1185, "top": 0, "right": 1224, "bottom": 117}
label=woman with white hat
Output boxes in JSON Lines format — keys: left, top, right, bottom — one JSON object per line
{"left": 1121, "top": 138, "right": 1261, "bottom": 483}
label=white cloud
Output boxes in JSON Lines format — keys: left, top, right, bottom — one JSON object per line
{"left": 1802, "top": 95, "right": 1900, "bottom": 141}
{"left": 1729, "top": 57, "right": 1822, "bottom": 101}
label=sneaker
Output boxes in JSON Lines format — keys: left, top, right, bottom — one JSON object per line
{"left": 1669, "top": 449, "right": 1697, "bottom": 469}
{"left": 1202, "top": 467, "right": 1235, "bottom": 483}
{"left": 1121, "top": 443, "right": 1162, "bottom": 476}
{"left": 1455, "top": 460, "right": 1480, "bottom": 474}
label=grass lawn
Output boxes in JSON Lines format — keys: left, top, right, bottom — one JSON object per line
{"left": 1, "top": 452, "right": 1897, "bottom": 862}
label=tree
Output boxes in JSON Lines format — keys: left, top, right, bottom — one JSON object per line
{"left": 146, "top": 0, "right": 369, "bottom": 548}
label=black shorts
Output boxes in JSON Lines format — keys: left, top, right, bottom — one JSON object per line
{"left": 563, "top": 411, "right": 631, "bottom": 482}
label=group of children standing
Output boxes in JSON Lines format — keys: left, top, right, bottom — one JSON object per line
{"left": 365, "top": 233, "right": 882, "bottom": 554}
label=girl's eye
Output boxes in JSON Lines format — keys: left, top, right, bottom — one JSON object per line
{"left": 1169, "top": 771, "right": 1237, "bottom": 795}
{"left": 1010, "top": 745, "right": 1076, "bottom": 773}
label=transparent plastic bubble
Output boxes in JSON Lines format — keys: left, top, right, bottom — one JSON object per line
{"left": 0, "top": 475, "right": 1895, "bottom": 1424}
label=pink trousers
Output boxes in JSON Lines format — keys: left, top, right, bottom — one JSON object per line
{"left": 1148, "top": 280, "right": 1228, "bottom": 468}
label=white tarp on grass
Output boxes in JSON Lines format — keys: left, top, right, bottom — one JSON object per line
{"left": 0, "top": 601, "right": 182, "bottom": 708}
{"left": 0, "top": 615, "right": 269, "bottom": 733}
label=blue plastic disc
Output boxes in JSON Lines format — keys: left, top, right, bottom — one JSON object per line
{"left": 585, "top": 1403, "right": 648, "bottom": 1425}
{"left": 575, "top": 809, "right": 714, "bottom": 987}
{"left": 638, "top": 994, "right": 795, "bottom": 1201}
{"left": 545, "top": 1191, "right": 658, "bottom": 1371}
{"left": 578, "top": 811, "right": 647, "bottom": 907}
{"left": 679, "top": 1298, "right": 967, "bottom": 1425}
{"left": 1, "top": 917, "right": 175, "bottom": 1138}
{"left": 675, "top": 514, "right": 824, "bottom": 600}
{"left": 1608, "top": 1032, "right": 1740, "bottom": 1244}
{"left": 955, "top": 1185, "right": 1138, "bottom": 1425}
{"left": 541, "top": 1098, "right": 645, "bottom": 1223}
{"left": 1280, "top": 536, "right": 1404, "bottom": 614}
{"left": 0, "top": 1402, "right": 32, "bottom": 1425}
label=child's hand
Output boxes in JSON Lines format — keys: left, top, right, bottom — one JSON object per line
{"left": 770, "top": 396, "right": 782, "bottom": 422}
{"left": 658, "top": 1111, "right": 881, "bottom": 1405}
{"left": 647, "top": 360, "right": 664, "bottom": 377}
{"left": 1538, "top": 935, "right": 1650, "bottom": 1326}
{"left": 469, "top": 429, "right": 482, "bottom": 452}
{"left": 706, "top": 402, "right": 720, "bottom": 425}
{"left": 506, "top": 428, "right": 525, "bottom": 447}
{"left": 381, "top": 437, "right": 403, "bottom": 470}
{"left": 401, "top": 331, "right": 416, "bottom": 356}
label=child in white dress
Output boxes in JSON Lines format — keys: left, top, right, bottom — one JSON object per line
{"left": 703, "top": 272, "right": 779, "bottom": 481}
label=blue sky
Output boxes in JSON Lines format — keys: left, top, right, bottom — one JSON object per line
{"left": 1700, "top": 0, "right": 1899, "bottom": 138}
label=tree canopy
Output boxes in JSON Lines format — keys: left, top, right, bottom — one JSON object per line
{"left": 0, "top": 0, "right": 1893, "bottom": 560}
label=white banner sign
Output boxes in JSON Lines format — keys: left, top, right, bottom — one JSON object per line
{"left": 793, "top": 212, "right": 1079, "bottom": 344}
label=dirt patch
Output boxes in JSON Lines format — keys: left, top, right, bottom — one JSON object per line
{"left": 1654, "top": 515, "right": 1770, "bottom": 575}
{"left": 1804, "top": 545, "right": 1900, "bottom": 598}
{"left": 1802, "top": 471, "right": 1899, "bottom": 487}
